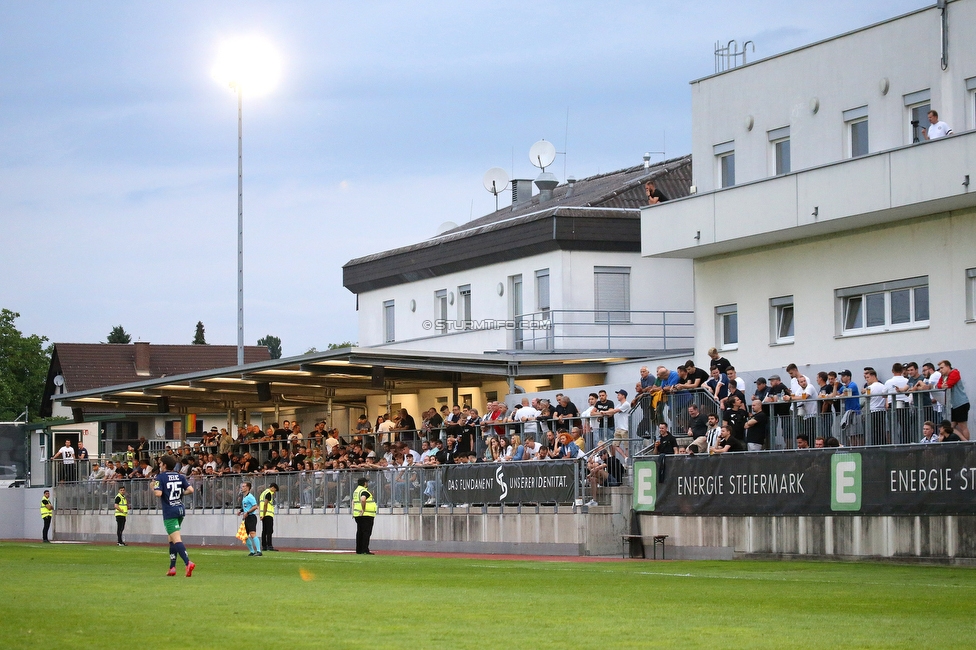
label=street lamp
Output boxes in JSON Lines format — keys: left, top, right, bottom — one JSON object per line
{"left": 212, "top": 36, "right": 282, "bottom": 365}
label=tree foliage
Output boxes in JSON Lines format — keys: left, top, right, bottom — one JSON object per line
{"left": 0, "top": 309, "right": 51, "bottom": 421}
{"left": 106, "top": 325, "right": 131, "bottom": 344}
{"left": 257, "top": 335, "right": 282, "bottom": 359}
{"left": 192, "top": 321, "right": 207, "bottom": 345}
{"left": 327, "top": 341, "right": 356, "bottom": 350}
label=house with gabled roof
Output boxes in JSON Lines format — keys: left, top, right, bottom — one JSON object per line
{"left": 38, "top": 342, "right": 270, "bottom": 462}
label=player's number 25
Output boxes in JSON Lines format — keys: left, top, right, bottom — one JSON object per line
{"left": 167, "top": 481, "right": 182, "bottom": 501}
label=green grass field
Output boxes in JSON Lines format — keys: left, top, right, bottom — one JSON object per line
{"left": 2, "top": 542, "right": 974, "bottom": 649}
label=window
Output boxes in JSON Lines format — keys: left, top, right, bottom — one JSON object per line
{"left": 535, "top": 269, "right": 550, "bottom": 313}
{"left": 383, "top": 300, "right": 395, "bottom": 343}
{"left": 594, "top": 266, "right": 631, "bottom": 323}
{"left": 850, "top": 120, "right": 869, "bottom": 157}
{"left": 434, "top": 290, "right": 447, "bottom": 333}
{"left": 713, "top": 141, "right": 735, "bottom": 188}
{"left": 770, "top": 296, "right": 794, "bottom": 344}
{"left": 510, "top": 274, "right": 523, "bottom": 349}
{"left": 768, "top": 126, "right": 790, "bottom": 175}
{"left": 966, "top": 268, "right": 976, "bottom": 321}
{"left": 910, "top": 103, "right": 930, "bottom": 143}
{"left": 903, "top": 89, "right": 930, "bottom": 143}
{"left": 458, "top": 285, "right": 471, "bottom": 329}
{"left": 716, "top": 304, "right": 738, "bottom": 349}
{"left": 969, "top": 77, "right": 976, "bottom": 129}
{"left": 536, "top": 269, "right": 552, "bottom": 349}
{"left": 843, "top": 106, "right": 869, "bottom": 158}
{"left": 837, "top": 277, "right": 929, "bottom": 335}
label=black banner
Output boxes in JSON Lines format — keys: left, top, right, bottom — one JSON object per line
{"left": 443, "top": 461, "right": 577, "bottom": 504}
{"left": 634, "top": 444, "right": 976, "bottom": 516}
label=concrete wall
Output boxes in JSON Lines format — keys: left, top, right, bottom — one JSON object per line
{"left": 45, "top": 499, "right": 631, "bottom": 557}
{"left": 639, "top": 514, "right": 976, "bottom": 563}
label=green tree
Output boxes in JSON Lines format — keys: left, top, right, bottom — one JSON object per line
{"left": 257, "top": 335, "right": 282, "bottom": 359}
{"left": 192, "top": 321, "right": 207, "bottom": 345}
{"left": 106, "top": 325, "right": 131, "bottom": 344}
{"left": 326, "top": 341, "right": 356, "bottom": 350}
{"left": 0, "top": 309, "right": 52, "bottom": 421}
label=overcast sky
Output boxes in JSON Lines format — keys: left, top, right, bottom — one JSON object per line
{"left": 0, "top": 0, "right": 922, "bottom": 355}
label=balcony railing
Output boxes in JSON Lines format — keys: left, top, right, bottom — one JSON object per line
{"left": 511, "top": 309, "right": 694, "bottom": 353}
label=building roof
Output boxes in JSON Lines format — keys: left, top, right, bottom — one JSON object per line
{"left": 343, "top": 155, "right": 691, "bottom": 293}
{"left": 51, "top": 346, "right": 689, "bottom": 417}
{"left": 41, "top": 343, "right": 271, "bottom": 417}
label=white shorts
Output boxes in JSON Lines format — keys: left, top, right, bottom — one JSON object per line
{"left": 747, "top": 442, "right": 763, "bottom": 452}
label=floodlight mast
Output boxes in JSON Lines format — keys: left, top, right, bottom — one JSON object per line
{"left": 236, "top": 83, "right": 244, "bottom": 366}
{"left": 213, "top": 36, "right": 281, "bottom": 366}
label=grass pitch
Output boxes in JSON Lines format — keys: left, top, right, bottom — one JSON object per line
{"left": 2, "top": 542, "right": 974, "bottom": 649}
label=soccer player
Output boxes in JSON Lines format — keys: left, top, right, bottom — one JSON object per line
{"left": 240, "top": 481, "right": 262, "bottom": 556}
{"left": 152, "top": 455, "right": 196, "bottom": 577}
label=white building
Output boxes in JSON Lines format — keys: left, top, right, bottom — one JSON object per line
{"left": 642, "top": 1, "right": 976, "bottom": 426}
{"left": 344, "top": 156, "right": 696, "bottom": 357}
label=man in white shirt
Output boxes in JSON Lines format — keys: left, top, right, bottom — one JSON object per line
{"left": 924, "top": 110, "right": 952, "bottom": 140}
{"left": 579, "top": 393, "right": 601, "bottom": 447}
{"left": 884, "top": 363, "right": 910, "bottom": 408}
{"left": 863, "top": 367, "right": 889, "bottom": 444}
{"left": 52, "top": 439, "right": 77, "bottom": 482}
{"left": 517, "top": 397, "right": 540, "bottom": 437}
{"left": 377, "top": 414, "right": 395, "bottom": 444}
{"left": 921, "top": 362, "right": 944, "bottom": 415}
{"left": 786, "top": 363, "right": 812, "bottom": 400}
{"left": 607, "top": 390, "right": 632, "bottom": 461}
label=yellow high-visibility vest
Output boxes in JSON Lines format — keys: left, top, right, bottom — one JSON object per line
{"left": 352, "top": 485, "right": 377, "bottom": 517}
{"left": 260, "top": 488, "right": 275, "bottom": 518}
{"left": 116, "top": 492, "right": 128, "bottom": 517}
{"left": 40, "top": 497, "right": 53, "bottom": 518}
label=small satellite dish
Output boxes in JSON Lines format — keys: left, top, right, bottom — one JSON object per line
{"left": 529, "top": 139, "right": 556, "bottom": 171}
{"left": 53, "top": 374, "right": 65, "bottom": 387}
{"left": 436, "top": 221, "right": 459, "bottom": 235}
{"left": 482, "top": 167, "right": 510, "bottom": 211}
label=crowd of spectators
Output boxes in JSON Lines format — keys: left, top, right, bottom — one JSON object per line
{"left": 632, "top": 350, "right": 970, "bottom": 454}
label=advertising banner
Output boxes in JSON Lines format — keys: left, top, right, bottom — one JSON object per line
{"left": 634, "top": 444, "right": 976, "bottom": 516}
{"left": 443, "top": 461, "right": 577, "bottom": 504}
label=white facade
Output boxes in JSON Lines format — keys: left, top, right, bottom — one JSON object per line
{"left": 642, "top": 1, "right": 976, "bottom": 429}
{"left": 357, "top": 250, "right": 694, "bottom": 354}
{"left": 690, "top": 1, "right": 976, "bottom": 194}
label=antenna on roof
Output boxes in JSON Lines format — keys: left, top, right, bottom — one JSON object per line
{"left": 482, "top": 167, "right": 510, "bottom": 212}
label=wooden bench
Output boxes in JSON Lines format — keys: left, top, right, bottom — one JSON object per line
{"left": 621, "top": 534, "right": 645, "bottom": 559}
{"left": 652, "top": 534, "right": 668, "bottom": 559}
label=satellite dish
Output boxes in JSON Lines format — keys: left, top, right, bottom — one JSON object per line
{"left": 436, "top": 221, "right": 459, "bottom": 235}
{"left": 482, "top": 167, "right": 510, "bottom": 211}
{"left": 53, "top": 374, "right": 65, "bottom": 387}
{"left": 529, "top": 139, "right": 556, "bottom": 170}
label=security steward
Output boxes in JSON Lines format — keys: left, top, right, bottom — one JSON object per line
{"left": 114, "top": 485, "right": 128, "bottom": 546}
{"left": 260, "top": 483, "right": 278, "bottom": 552}
{"left": 352, "top": 477, "right": 377, "bottom": 555}
{"left": 40, "top": 489, "right": 54, "bottom": 542}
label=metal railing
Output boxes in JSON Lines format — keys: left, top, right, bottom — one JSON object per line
{"left": 765, "top": 388, "right": 950, "bottom": 449}
{"left": 513, "top": 309, "right": 694, "bottom": 352}
{"left": 630, "top": 388, "right": 723, "bottom": 441}
{"left": 628, "top": 387, "right": 953, "bottom": 451}
{"left": 47, "top": 461, "right": 602, "bottom": 514}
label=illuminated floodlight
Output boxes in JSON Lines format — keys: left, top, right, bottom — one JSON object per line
{"left": 211, "top": 35, "right": 282, "bottom": 96}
